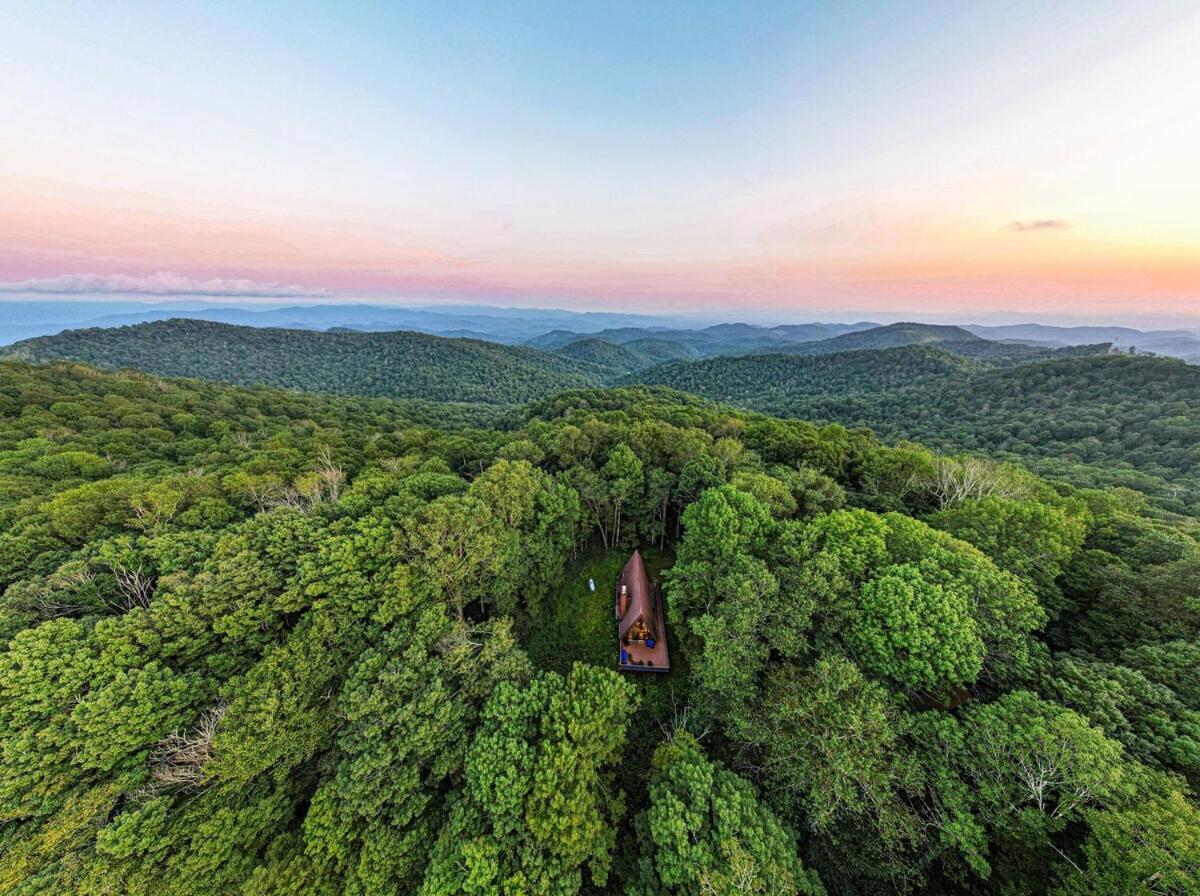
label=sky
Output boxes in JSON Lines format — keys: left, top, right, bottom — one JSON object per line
{"left": 2, "top": 0, "right": 1199, "bottom": 320}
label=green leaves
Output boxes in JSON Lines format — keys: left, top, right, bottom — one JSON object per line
{"left": 1, "top": 362, "right": 1198, "bottom": 896}
{"left": 419, "top": 664, "right": 636, "bottom": 896}
{"left": 405, "top": 494, "right": 511, "bottom": 621}
{"left": 848, "top": 563, "right": 982, "bottom": 691}
{"left": 750, "top": 656, "right": 902, "bottom": 832}
{"left": 1056, "top": 783, "right": 1200, "bottom": 896}
{"left": 779, "top": 509, "right": 1040, "bottom": 693}
{"left": 630, "top": 731, "right": 825, "bottom": 896}
{"left": 929, "top": 496, "right": 1087, "bottom": 613}
{"left": 959, "top": 692, "right": 1128, "bottom": 839}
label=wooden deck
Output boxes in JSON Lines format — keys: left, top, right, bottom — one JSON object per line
{"left": 616, "top": 578, "right": 670, "bottom": 673}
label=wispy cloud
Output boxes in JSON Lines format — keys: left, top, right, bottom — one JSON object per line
{"left": 1004, "top": 219, "right": 1070, "bottom": 233}
{"left": 0, "top": 272, "right": 330, "bottom": 297}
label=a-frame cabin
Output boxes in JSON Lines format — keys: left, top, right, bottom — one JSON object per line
{"left": 615, "top": 550, "right": 669, "bottom": 673}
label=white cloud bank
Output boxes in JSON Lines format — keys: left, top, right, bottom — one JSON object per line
{"left": 0, "top": 272, "right": 330, "bottom": 298}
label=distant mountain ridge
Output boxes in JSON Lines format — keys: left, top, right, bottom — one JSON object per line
{"left": 5, "top": 300, "right": 1198, "bottom": 364}
{"left": 527, "top": 320, "right": 879, "bottom": 363}
{"left": 0, "top": 301, "right": 698, "bottom": 347}
{"left": 776, "top": 322, "right": 981, "bottom": 353}
{"left": 630, "top": 344, "right": 980, "bottom": 403}
{"left": 770, "top": 321, "right": 1107, "bottom": 363}
{"left": 3, "top": 319, "right": 607, "bottom": 405}
{"left": 964, "top": 323, "right": 1200, "bottom": 362}
{"left": 535, "top": 320, "right": 1125, "bottom": 369}
{"left": 7, "top": 313, "right": 1194, "bottom": 510}
{"left": 630, "top": 346, "right": 1198, "bottom": 512}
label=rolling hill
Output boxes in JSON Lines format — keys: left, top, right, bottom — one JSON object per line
{"left": 631, "top": 344, "right": 980, "bottom": 402}
{"left": 537, "top": 321, "right": 1094, "bottom": 369}
{"left": 632, "top": 347, "right": 1200, "bottom": 512}
{"left": 526, "top": 320, "right": 876, "bottom": 358}
{"left": 552, "top": 337, "right": 648, "bottom": 373}
{"left": 784, "top": 321, "right": 984, "bottom": 352}
{"left": 965, "top": 323, "right": 1200, "bottom": 362}
{"left": 771, "top": 321, "right": 1093, "bottom": 362}
{"left": 3, "top": 318, "right": 607, "bottom": 405}
{"left": 9, "top": 315, "right": 1192, "bottom": 508}
{"left": 551, "top": 335, "right": 699, "bottom": 372}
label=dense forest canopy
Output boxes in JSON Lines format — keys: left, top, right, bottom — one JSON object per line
{"left": 13, "top": 319, "right": 1191, "bottom": 517}
{"left": 1, "top": 358, "right": 1198, "bottom": 895}
{"left": 633, "top": 348, "right": 1200, "bottom": 514}
{"left": 2, "top": 319, "right": 608, "bottom": 405}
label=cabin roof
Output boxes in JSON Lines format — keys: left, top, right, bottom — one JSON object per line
{"left": 617, "top": 549, "right": 654, "bottom": 639}
{"left": 616, "top": 549, "right": 669, "bottom": 673}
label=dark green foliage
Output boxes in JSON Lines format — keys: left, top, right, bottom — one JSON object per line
{"left": 0, "top": 363, "right": 1196, "bottom": 896}
{"left": 553, "top": 337, "right": 648, "bottom": 373}
{"left": 4, "top": 319, "right": 606, "bottom": 405}
{"left": 634, "top": 348, "right": 1200, "bottom": 511}
{"left": 552, "top": 336, "right": 701, "bottom": 375}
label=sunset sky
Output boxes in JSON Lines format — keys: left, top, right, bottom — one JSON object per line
{"left": 2, "top": 1, "right": 1199, "bottom": 319}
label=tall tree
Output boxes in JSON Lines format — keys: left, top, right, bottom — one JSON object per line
{"left": 419, "top": 664, "right": 636, "bottom": 896}
{"left": 628, "top": 731, "right": 825, "bottom": 896}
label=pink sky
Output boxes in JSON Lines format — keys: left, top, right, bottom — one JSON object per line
{"left": 2, "top": 3, "right": 1199, "bottom": 318}
{"left": 4, "top": 179, "right": 1196, "bottom": 317}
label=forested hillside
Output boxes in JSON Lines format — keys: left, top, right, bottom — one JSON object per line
{"left": 771, "top": 322, "right": 1108, "bottom": 363}
{"left": 1, "top": 360, "right": 1198, "bottom": 895}
{"left": 525, "top": 320, "right": 875, "bottom": 358}
{"left": 781, "top": 321, "right": 986, "bottom": 352}
{"left": 552, "top": 336, "right": 696, "bottom": 372}
{"left": 3, "top": 319, "right": 606, "bottom": 405}
{"left": 965, "top": 323, "right": 1200, "bottom": 362}
{"left": 634, "top": 348, "right": 1200, "bottom": 513}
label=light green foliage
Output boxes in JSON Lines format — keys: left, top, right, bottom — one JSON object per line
{"left": 848, "top": 563, "right": 982, "bottom": 691}
{"left": 785, "top": 508, "right": 890, "bottom": 599}
{"left": 929, "top": 496, "right": 1088, "bottom": 612}
{"left": 685, "top": 558, "right": 776, "bottom": 721}
{"left": 783, "top": 509, "right": 1039, "bottom": 692}
{"left": 667, "top": 484, "right": 775, "bottom": 624}
{"left": 730, "top": 470, "right": 797, "bottom": 518}
{"left": 884, "top": 512, "right": 1047, "bottom": 684}
{"left": 40, "top": 477, "right": 147, "bottom": 543}
{"left": 628, "top": 731, "right": 824, "bottom": 896}
{"left": 676, "top": 455, "right": 726, "bottom": 506}
{"left": 301, "top": 612, "right": 531, "bottom": 895}
{"left": 418, "top": 664, "right": 635, "bottom": 896}
{"left": 959, "top": 692, "right": 1128, "bottom": 842}
{"left": 405, "top": 494, "right": 512, "bottom": 620}
{"left": 602, "top": 443, "right": 644, "bottom": 545}
{"left": 749, "top": 656, "right": 902, "bottom": 831}
{"left": 1055, "top": 784, "right": 1200, "bottom": 896}
{"left": 855, "top": 442, "right": 938, "bottom": 512}
{"left": 667, "top": 486, "right": 779, "bottom": 724}
{"left": 768, "top": 464, "right": 845, "bottom": 518}
{"left": 573, "top": 442, "right": 647, "bottom": 548}
{"left": 0, "top": 618, "right": 104, "bottom": 821}
{"left": 468, "top": 460, "right": 583, "bottom": 615}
